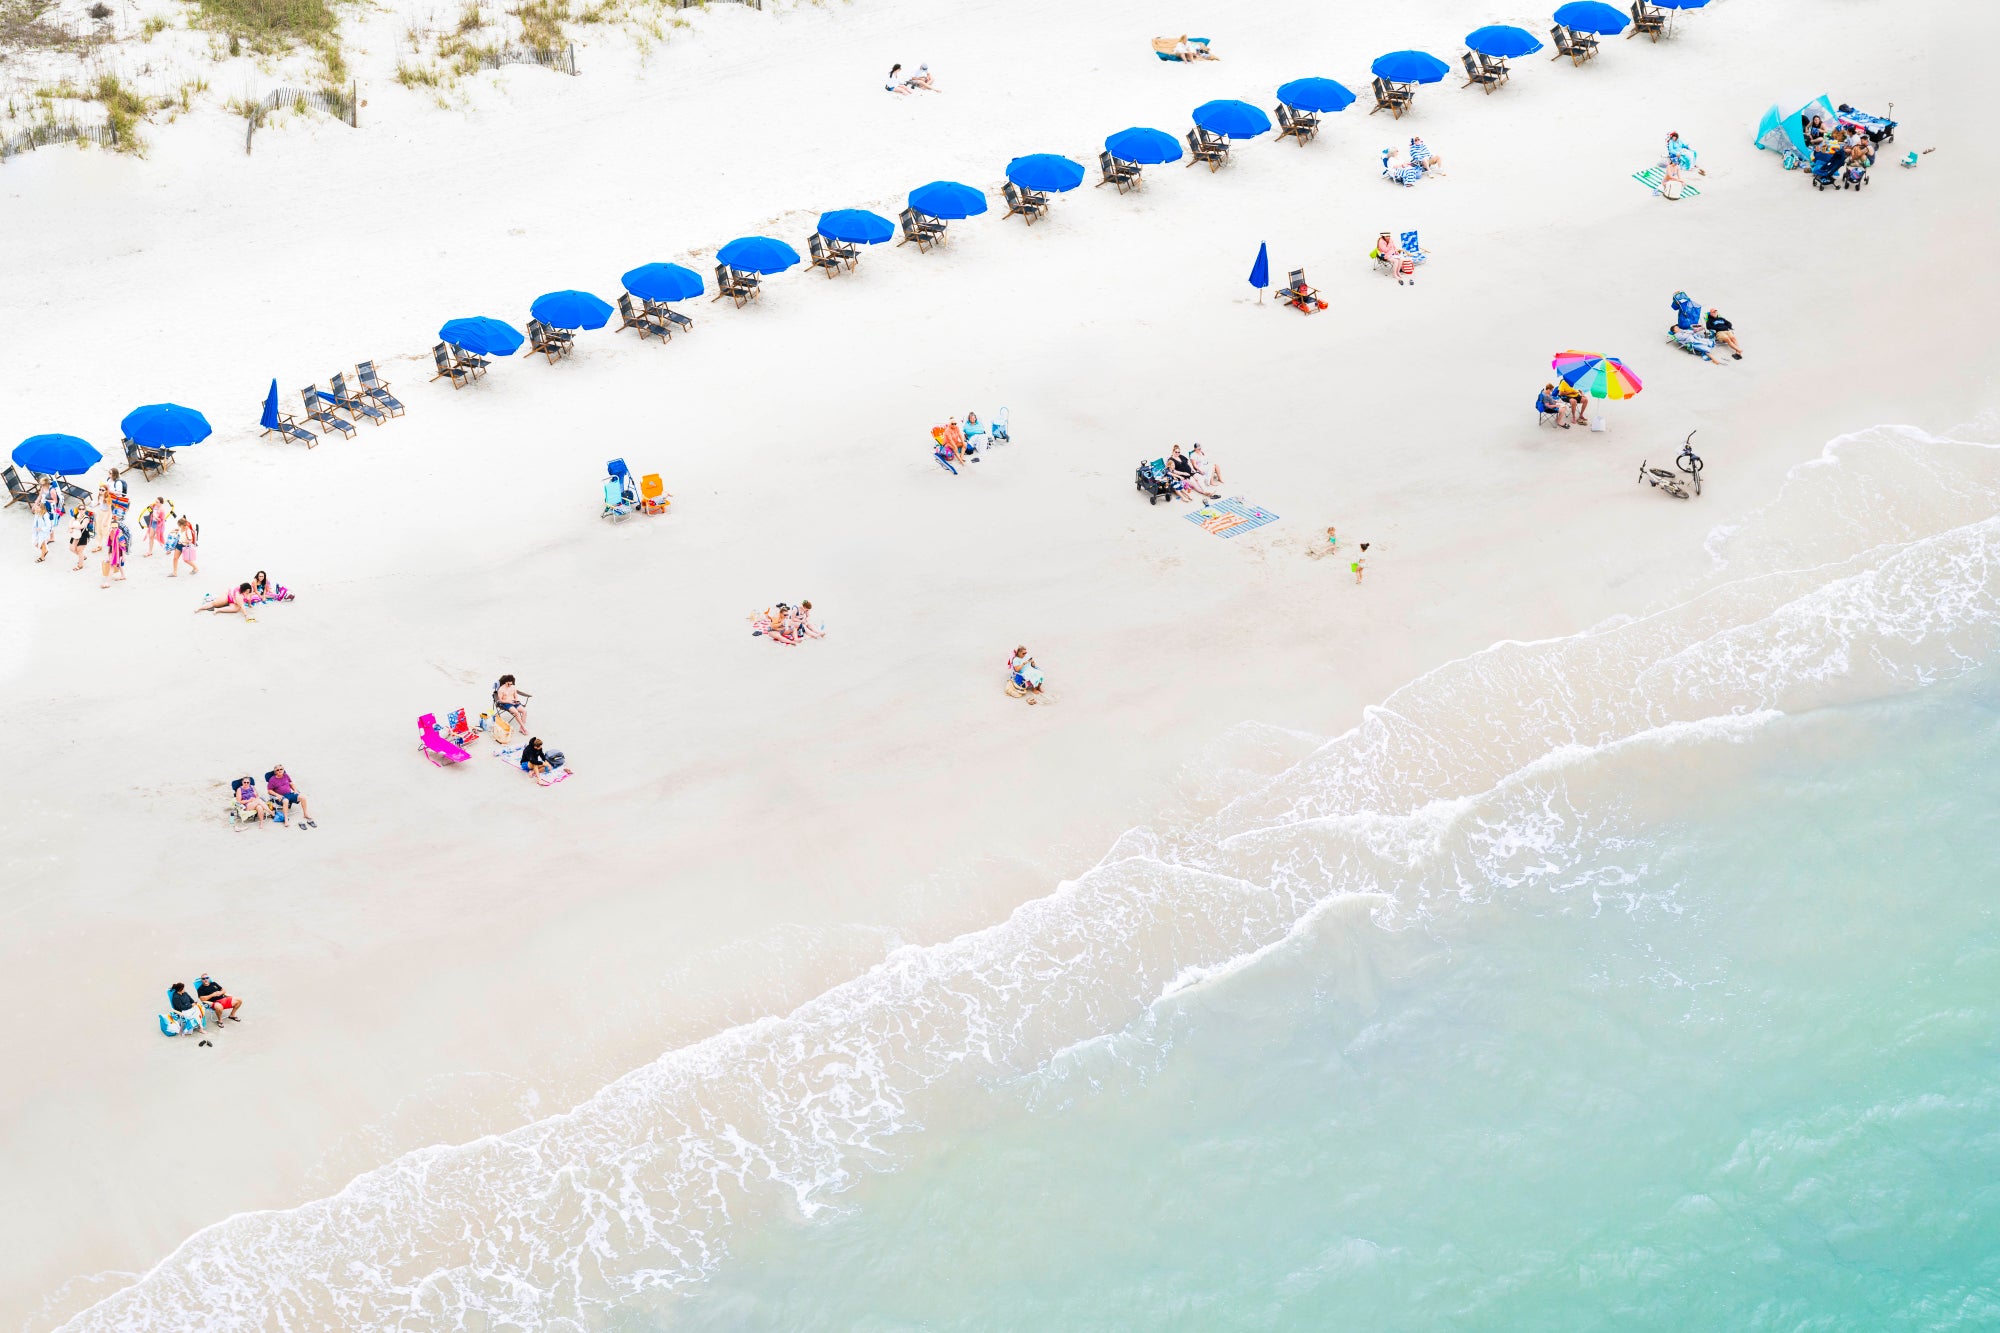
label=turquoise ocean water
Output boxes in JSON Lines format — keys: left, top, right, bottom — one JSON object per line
{"left": 667, "top": 666, "right": 2000, "bottom": 1331}
{"left": 50, "top": 424, "right": 2000, "bottom": 1330}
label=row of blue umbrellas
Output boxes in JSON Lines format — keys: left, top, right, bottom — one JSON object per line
{"left": 13, "top": 404, "right": 214, "bottom": 476}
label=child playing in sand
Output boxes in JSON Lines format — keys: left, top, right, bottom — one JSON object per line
{"left": 1309, "top": 526, "right": 1340, "bottom": 558}
{"left": 1352, "top": 542, "right": 1370, "bottom": 584}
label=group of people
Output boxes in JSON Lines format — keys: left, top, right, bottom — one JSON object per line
{"left": 195, "top": 570, "right": 291, "bottom": 619}
{"left": 28, "top": 470, "right": 204, "bottom": 591}
{"left": 1163, "top": 442, "right": 1226, "bottom": 500}
{"left": 751, "top": 601, "right": 824, "bottom": 645}
{"left": 1803, "top": 113, "right": 1878, "bottom": 179}
{"left": 1669, "top": 291, "right": 1745, "bottom": 363}
{"left": 1382, "top": 136, "right": 1444, "bottom": 187}
{"left": 230, "top": 763, "right": 316, "bottom": 828}
{"left": 160, "top": 974, "right": 246, "bottom": 1038}
{"left": 882, "top": 62, "right": 939, "bottom": 94}
{"left": 930, "top": 410, "right": 1008, "bottom": 469}
{"left": 1535, "top": 379, "right": 1597, "bottom": 429}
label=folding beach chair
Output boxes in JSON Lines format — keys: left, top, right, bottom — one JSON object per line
{"left": 356, "top": 361, "right": 405, "bottom": 416}
{"left": 1461, "top": 52, "right": 1502, "bottom": 93}
{"left": 1370, "top": 76, "right": 1411, "bottom": 118}
{"left": 526, "top": 320, "right": 562, "bottom": 362}
{"left": 1097, "top": 151, "right": 1139, "bottom": 193}
{"left": 807, "top": 234, "right": 844, "bottom": 276}
{"left": 1185, "top": 127, "right": 1228, "bottom": 170}
{"left": 431, "top": 343, "right": 472, "bottom": 389}
{"left": 330, "top": 372, "right": 385, "bottom": 426}
{"left": 656, "top": 303, "right": 694, "bottom": 334}
{"left": 122, "top": 438, "right": 169, "bottom": 480}
{"left": 711, "top": 264, "right": 758, "bottom": 307}
{"left": 616, "top": 293, "right": 648, "bottom": 333}
{"left": 1628, "top": 2, "right": 1664, "bottom": 40}
{"left": 1550, "top": 25, "right": 1594, "bottom": 65}
{"left": 417, "top": 713, "right": 471, "bottom": 766}
{"left": 301, "top": 387, "right": 357, "bottom": 439}
{"left": 1002, "top": 182, "right": 1047, "bottom": 224}
{"left": 639, "top": 473, "right": 670, "bottom": 515}
{"left": 3, "top": 466, "right": 36, "bottom": 508}
{"left": 1277, "top": 268, "right": 1325, "bottom": 313}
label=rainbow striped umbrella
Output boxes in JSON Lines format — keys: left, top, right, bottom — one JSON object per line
{"left": 1552, "top": 350, "right": 1643, "bottom": 399}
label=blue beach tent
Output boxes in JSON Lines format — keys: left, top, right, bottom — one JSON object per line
{"left": 1755, "top": 95, "right": 1836, "bottom": 156}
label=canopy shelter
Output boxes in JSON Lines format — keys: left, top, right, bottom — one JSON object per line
{"left": 1755, "top": 95, "right": 1836, "bottom": 157}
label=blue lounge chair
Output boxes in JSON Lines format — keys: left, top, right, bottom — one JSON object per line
{"left": 301, "top": 386, "right": 356, "bottom": 439}
{"left": 356, "top": 361, "right": 406, "bottom": 416}
{"left": 330, "top": 372, "right": 385, "bottom": 426}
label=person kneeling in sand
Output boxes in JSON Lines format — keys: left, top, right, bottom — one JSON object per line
{"left": 519, "top": 736, "right": 572, "bottom": 781}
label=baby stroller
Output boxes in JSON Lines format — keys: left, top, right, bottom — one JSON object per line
{"left": 1808, "top": 150, "right": 1844, "bottom": 191}
{"left": 1838, "top": 158, "right": 1869, "bottom": 190}
{"left": 1135, "top": 459, "right": 1176, "bottom": 504}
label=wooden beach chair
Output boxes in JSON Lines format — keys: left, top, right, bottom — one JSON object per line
{"left": 823, "top": 233, "right": 859, "bottom": 269}
{"left": 1461, "top": 51, "right": 1502, "bottom": 93}
{"left": 526, "top": 319, "right": 564, "bottom": 362}
{"left": 807, "top": 233, "right": 844, "bottom": 276}
{"left": 616, "top": 293, "right": 649, "bottom": 333}
{"left": 710, "top": 264, "right": 756, "bottom": 307}
{"left": 1096, "top": 151, "right": 1138, "bottom": 193}
{"left": 122, "top": 437, "right": 170, "bottom": 480}
{"left": 1185, "top": 127, "right": 1228, "bottom": 170}
{"left": 1275, "top": 104, "right": 1317, "bottom": 144}
{"left": 1629, "top": 1, "right": 1665, "bottom": 40}
{"left": 356, "top": 361, "right": 405, "bottom": 416}
{"left": 260, "top": 406, "right": 318, "bottom": 447}
{"left": 652, "top": 302, "right": 694, "bottom": 335}
{"left": 1370, "top": 76, "right": 1412, "bottom": 117}
{"left": 1482, "top": 53, "right": 1512, "bottom": 86}
{"left": 431, "top": 343, "right": 471, "bottom": 389}
{"left": 1277, "top": 268, "right": 1324, "bottom": 313}
{"left": 896, "top": 208, "right": 943, "bottom": 252}
{"left": 1550, "top": 25, "right": 1594, "bottom": 64}
{"left": 1002, "top": 182, "right": 1047, "bottom": 225}
{"left": 300, "top": 386, "right": 356, "bottom": 438}
{"left": 330, "top": 372, "right": 385, "bottom": 426}
{"left": 3, "top": 465, "right": 37, "bottom": 508}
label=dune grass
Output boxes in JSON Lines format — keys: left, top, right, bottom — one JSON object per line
{"left": 186, "top": 0, "right": 336, "bottom": 47}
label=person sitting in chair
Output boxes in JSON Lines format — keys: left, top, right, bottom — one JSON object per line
{"left": 1538, "top": 383, "right": 1571, "bottom": 428}
{"left": 1166, "top": 444, "right": 1218, "bottom": 500}
{"left": 1408, "top": 137, "right": 1443, "bottom": 174}
{"left": 493, "top": 675, "right": 530, "bottom": 732}
{"left": 1556, "top": 380, "right": 1589, "bottom": 427}
{"left": 196, "top": 973, "right": 245, "bottom": 1024}
{"left": 1008, "top": 647, "right": 1047, "bottom": 700}
{"left": 265, "top": 763, "right": 315, "bottom": 827}
{"left": 1189, "top": 443, "right": 1224, "bottom": 490}
{"left": 232, "top": 777, "right": 273, "bottom": 822}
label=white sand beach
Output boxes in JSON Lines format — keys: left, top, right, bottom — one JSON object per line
{"left": 3, "top": 0, "right": 1997, "bottom": 1323}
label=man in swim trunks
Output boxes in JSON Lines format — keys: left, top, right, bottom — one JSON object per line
{"left": 265, "top": 763, "right": 315, "bottom": 827}
{"left": 196, "top": 973, "right": 245, "bottom": 1023}
{"left": 493, "top": 675, "right": 530, "bottom": 732}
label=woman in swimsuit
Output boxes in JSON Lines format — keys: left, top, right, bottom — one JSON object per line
{"left": 1166, "top": 445, "right": 1216, "bottom": 500}
{"left": 100, "top": 518, "right": 128, "bottom": 588}
{"left": 170, "top": 516, "right": 199, "bottom": 577}
{"left": 67, "top": 506, "right": 93, "bottom": 570}
{"left": 141, "top": 498, "right": 171, "bottom": 557}
{"left": 197, "top": 582, "right": 256, "bottom": 617}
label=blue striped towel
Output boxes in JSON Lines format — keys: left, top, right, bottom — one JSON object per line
{"left": 1186, "top": 497, "right": 1280, "bottom": 538}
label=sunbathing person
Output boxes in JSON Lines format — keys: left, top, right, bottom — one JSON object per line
{"left": 197, "top": 583, "right": 257, "bottom": 617}
{"left": 232, "top": 777, "right": 273, "bottom": 822}
{"left": 196, "top": 973, "right": 245, "bottom": 1024}
{"left": 1704, "top": 308, "right": 1744, "bottom": 359}
{"left": 1189, "top": 443, "right": 1224, "bottom": 490}
{"left": 1166, "top": 445, "right": 1217, "bottom": 500}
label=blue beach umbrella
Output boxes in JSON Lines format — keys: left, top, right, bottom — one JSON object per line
{"left": 1650, "top": 0, "right": 1709, "bottom": 8}
{"left": 1554, "top": 0, "right": 1630, "bottom": 33}
{"left": 717, "top": 236, "right": 802, "bottom": 275}
{"left": 622, "top": 263, "right": 704, "bottom": 302}
{"left": 260, "top": 379, "right": 283, "bottom": 431}
{"left": 1466, "top": 24, "right": 1545, "bottom": 57}
{"left": 1249, "top": 242, "right": 1269, "bottom": 300}
{"left": 12, "top": 433, "right": 101, "bottom": 475}
{"left": 1105, "top": 127, "right": 1183, "bottom": 164}
{"left": 121, "top": 403, "right": 212, "bottom": 449}
{"left": 438, "top": 317, "right": 524, "bottom": 357}
{"left": 1371, "top": 50, "right": 1452, "bottom": 84}
{"left": 815, "top": 210, "right": 895, "bottom": 245}
{"left": 1276, "top": 77, "right": 1356, "bottom": 113}
{"left": 1193, "top": 99, "right": 1273, "bottom": 139}
{"left": 530, "top": 289, "right": 614, "bottom": 330}
{"left": 1006, "top": 154, "right": 1087, "bottom": 193}
{"left": 909, "top": 180, "right": 988, "bottom": 219}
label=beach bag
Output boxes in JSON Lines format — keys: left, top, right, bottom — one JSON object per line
{"left": 158, "top": 1010, "right": 200, "bottom": 1037}
{"left": 543, "top": 749, "right": 566, "bottom": 768}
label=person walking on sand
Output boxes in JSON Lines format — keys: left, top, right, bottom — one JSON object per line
{"left": 169, "top": 516, "right": 199, "bottom": 577}
{"left": 100, "top": 516, "right": 128, "bottom": 589}
{"left": 94, "top": 467, "right": 127, "bottom": 551}
{"left": 32, "top": 481, "right": 60, "bottom": 563}
{"left": 139, "top": 497, "right": 172, "bottom": 558}
{"left": 1352, "top": 542, "right": 1370, "bottom": 584}
{"left": 66, "top": 504, "right": 94, "bottom": 571}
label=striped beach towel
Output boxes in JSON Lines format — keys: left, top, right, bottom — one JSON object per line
{"left": 1633, "top": 165, "right": 1700, "bottom": 198}
{"left": 1185, "top": 497, "right": 1279, "bottom": 538}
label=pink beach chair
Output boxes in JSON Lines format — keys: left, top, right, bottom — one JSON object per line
{"left": 418, "top": 713, "right": 471, "bottom": 766}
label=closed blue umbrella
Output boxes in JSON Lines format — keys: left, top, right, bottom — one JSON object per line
{"left": 1193, "top": 99, "right": 1273, "bottom": 139}
{"left": 622, "top": 263, "right": 704, "bottom": 302}
{"left": 717, "top": 236, "right": 802, "bottom": 274}
{"left": 12, "top": 433, "right": 101, "bottom": 475}
{"left": 1554, "top": 0, "right": 1629, "bottom": 32}
{"left": 815, "top": 210, "right": 895, "bottom": 245}
{"left": 121, "top": 403, "right": 212, "bottom": 449}
{"left": 1276, "top": 77, "right": 1356, "bottom": 113}
{"left": 909, "top": 180, "right": 988, "bottom": 219}
{"left": 438, "top": 317, "right": 524, "bottom": 357}
{"left": 530, "top": 289, "right": 614, "bottom": 330}
{"left": 261, "top": 380, "right": 283, "bottom": 432}
{"left": 1105, "top": 127, "right": 1183, "bottom": 164}
{"left": 1006, "top": 154, "right": 1086, "bottom": 192}
{"left": 1466, "top": 24, "right": 1545, "bottom": 57}
{"left": 1249, "top": 241, "right": 1269, "bottom": 300}
{"left": 1371, "top": 50, "right": 1452, "bottom": 84}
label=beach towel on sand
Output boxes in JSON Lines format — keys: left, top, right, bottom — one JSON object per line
{"left": 1634, "top": 165, "right": 1700, "bottom": 198}
{"left": 1185, "top": 497, "right": 1280, "bottom": 537}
